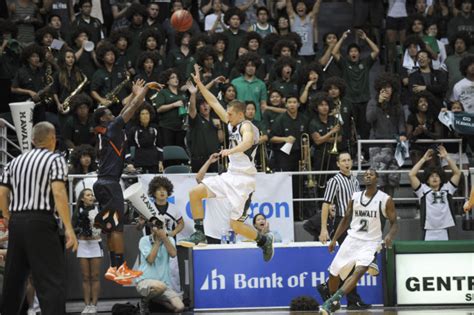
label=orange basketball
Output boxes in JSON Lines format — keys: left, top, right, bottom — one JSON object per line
{"left": 170, "top": 9, "right": 193, "bottom": 32}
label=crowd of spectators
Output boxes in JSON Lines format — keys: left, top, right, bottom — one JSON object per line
{"left": 0, "top": 0, "right": 472, "bottom": 185}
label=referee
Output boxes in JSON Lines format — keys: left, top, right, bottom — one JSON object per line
{"left": 0, "top": 122, "right": 78, "bottom": 315}
{"left": 317, "top": 152, "right": 370, "bottom": 310}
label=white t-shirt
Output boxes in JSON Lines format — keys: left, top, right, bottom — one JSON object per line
{"left": 204, "top": 13, "right": 225, "bottom": 33}
{"left": 414, "top": 182, "right": 456, "bottom": 230}
{"left": 348, "top": 190, "right": 390, "bottom": 241}
{"left": 388, "top": 0, "right": 407, "bottom": 18}
{"left": 451, "top": 78, "right": 474, "bottom": 113}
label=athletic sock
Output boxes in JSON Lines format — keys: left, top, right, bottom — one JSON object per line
{"left": 330, "top": 288, "right": 344, "bottom": 303}
{"left": 115, "top": 253, "right": 124, "bottom": 267}
{"left": 109, "top": 251, "right": 116, "bottom": 267}
{"left": 194, "top": 219, "right": 204, "bottom": 233}
{"left": 255, "top": 233, "right": 267, "bottom": 247}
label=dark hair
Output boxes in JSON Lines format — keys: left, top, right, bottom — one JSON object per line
{"left": 93, "top": 107, "right": 108, "bottom": 126}
{"left": 245, "top": 101, "right": 257, "bottom": 110}
{"left": 262, "top": 33, "right": 281, "bottom": 55}
{"left": 286, "top": 93, "right": 299, "bottom": 101}
{"left": 403, "top": 34, "right": 426, "bottom": 51}
{"left": 210, "top": 32, "right": 228, "bottom": 47}
{"left": 175, "top": 31, "right": 192, "bottom": 46}
{"left": 310, "top": 91, "right": 332, "bottom": 114}
{"left": 109, "top": 29, "right": 132, "bottom": 45}
{"left": 79, "top": 0, "right": 92, "bottom": 7}
{"left": 409, "top": 91, "right": 437, "bottom": 117}
{"left": 274, "top": 56, "right": 296, "bottom": 79}
{"left": 365, "top": 168, "right": 379, "bottom": 178}
{"left": 237, "top": 52, "right": 262, "bottom": 74}
{"left": 70, "top": 93, "right": 93, "bottom": 114}
{"left": 139, "top": 28, "right": 162, "bottom": 50}
{"left": 374, "top": 72, "right": 400, "bottom": 93}
{"left": 299, "top": 61, "right": 323, "bottom": 88}
{"left": 48, "top": 14, "right": 62, "bottom": 23}
{"left": 159, "top": 68, "right": 179, "bottom": 85}
{"left": 243, "top": 31, "right": 263, "bottom": 50}
{"left": 224, "top": 7, "right": 245, "bottom": 25}
{"left": 460, "top": 54, "right": 474, "bottom": 77}
{"left": 95, "top": 42, "right": 118, "bottom": 66}
{"left": 0, "top": 19, "right": 18, "bottom": 38}
{"left": 227, "top": 100, "right": 246, "bottom": 113}
{"left": 71, "top": 26, "right": 91, "bottom": 44}
{"left": 322, "top": 76, "right": 347, "bottom": 98}
{"left": 134, "top": 103, "right": 156, "bottom": 125}
{"left": 71, "top": 144, "right": 97, "bottom": 173}
{"left": 126, "top": 3, "right": 147, "bottom": 21}
{"left": 195, "top": 45, "right": 217, "bottom": 67}
{"left": 76, "top": 188, "right": 93, "bottom": 210}
{"left": 252, "top": 213, "right": 266, "bottom": 226}
{"left": 423, "top": 166, "right": 446, "bottom": 184}
{"left": 21, "top": 44, "right": 45, "bottom": 64}
{"left": 256, "top": 6, "right": 269, "bottom": 16}
{"left": 347, "top": 43, "right": 361, "bottom": 54}
{"left": 136, "top": 51, "right": 158, "bottom": 70}
{"left": 190, "top": 33, "right": 211, "bottom": 55}
{"left": 322, "top": 32, "right": 338, "bottom": 46}
{"left": 221, "top": 83, "right": 236, "bottom": 98}
{"left": 282, "top": 32, "right": 302, "bottom": 51}
{"left": 272, "top": 39, "right": 296, "bottom": 58}
{"left": 35, "top": 26, "right": 57, "bottom": 44}
{"left": 148, "top": 176, "right": 174, "bottom": 196}
{"left": 407, "top": 13, "right": 426, "bottom": 34}
{"left": 289, "top": 296, "right": 319, "bottom": 311}
{"left": 416, "top": 48, "right": 433, "bottom": 61}
{"left": 449, "top": 31, "right": 471, "bottom": 51}
{"left": 447, "top": 100, "right": 465, "bottom": 111}
{"left": 455, "top": 0, "right": 472, "bottom": 9}
{"left": 337, "top": 151, "right": 352, "bottom": 161}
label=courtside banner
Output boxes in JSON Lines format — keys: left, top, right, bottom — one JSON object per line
{"left": 396, "top": 253, "right": 474, "bottom": 305}
{"left": 138, "top": 173, "right": 295, "bottom": 241}
{"left": 193, "top": 243, "right": 383, "bottom": 310}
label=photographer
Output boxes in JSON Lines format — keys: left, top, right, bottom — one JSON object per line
{"left": 135, "top": 219, "right": 185, "bottom": 314}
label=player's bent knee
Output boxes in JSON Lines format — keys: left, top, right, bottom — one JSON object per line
{"left": 229, "top": 220, "right": 242, "bottom": 231}
{"left": 189, "top": 184, "right": 208, "bottom": 200}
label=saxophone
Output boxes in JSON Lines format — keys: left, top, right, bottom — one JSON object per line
{"left": 62, "top": 75, "right": 88, "bottom": 114}
{"left": 104, "top": 73, "right": 130, "bottom": 105}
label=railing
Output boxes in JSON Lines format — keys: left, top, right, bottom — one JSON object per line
{"left": 0, "top": 118, "right": 22, "bottom": 168}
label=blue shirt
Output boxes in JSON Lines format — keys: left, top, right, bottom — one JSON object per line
{"left": 96, "top": 116, "right": 126, "bottom": 180}
{"left": 135, "top": 235, "right": 175, "bottom": 286}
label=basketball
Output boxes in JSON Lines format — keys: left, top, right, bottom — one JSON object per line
{"left": 170, "top": 9, "right": 193, "bottom": 32}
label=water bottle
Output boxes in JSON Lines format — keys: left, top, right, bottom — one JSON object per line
{"left": 220, "top": 229, "right": 228, "bottom": 244}
{"left": 462, "top": 210, "right": 473, "bottom": 231}
{"left": 228, "top": 230, "right": 236, "bottom": 244}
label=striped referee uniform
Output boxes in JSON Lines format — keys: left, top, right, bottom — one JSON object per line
{"left": 323, "top": 172, "right": 360, "bottom": 241}
{"left": 0, "top": 148, "right": 69, "bottom": 315}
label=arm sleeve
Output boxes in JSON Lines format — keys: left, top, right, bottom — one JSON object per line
{"left": 49, "top": 155, "right": 68, "bottom": 182}
{"left": 414, "top": 183, "right": 429, "bottom": 199}
{"left": 139, "top": 236, "right": 152, "bottom": 258}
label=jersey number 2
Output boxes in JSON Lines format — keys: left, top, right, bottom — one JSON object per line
{"left": 358, "top": 219, "right": 368, "bottom": 232}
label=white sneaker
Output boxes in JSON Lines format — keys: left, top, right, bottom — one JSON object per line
{"left": 88, "top": 305, "right": 98, "bottom": 314}
{"left": 27, "top": 308, "right": 36, "bottom": 315}
{"left": 81, "top": 305, "right": 91, "bottom": 314}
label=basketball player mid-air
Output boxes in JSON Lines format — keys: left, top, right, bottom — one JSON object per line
{"left": 320, "top": 169, "right": 398, "bottom": 314}
{"left": 178, "top": 65, "right": 274, "bottom": 262}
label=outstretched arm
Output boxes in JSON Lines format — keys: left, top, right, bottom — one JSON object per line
{"left": 438, "top": 145, "right": 461, "bottom": 186}
{"left": 309, "top": 0, "right": 322, "bottom": 18}
{"left": 121, "top": 80, "right": 162, "bottom": 123}
{"left": 191, "top": 64, "right": 228, "bottom": 123}
{"left": 408, "top": 149, "right": 433, "bottom": 189}
{"left": 332, "top": 30, "right": 350, "bottom": 61}
{"left": 358, "top": 30, "right": 379, "bottom": 60}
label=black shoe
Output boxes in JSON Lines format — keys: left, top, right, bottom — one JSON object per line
{"left": 347, "top": 301, "right": 372, "bottom": 310}
{"left": 317, "top": 283, "right": 330, "bottom": 301}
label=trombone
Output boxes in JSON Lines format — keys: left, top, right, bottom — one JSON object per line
{"left": 299, "top": 133, "right": 315, "bottom": 188}
{"left": 258, "top": 131, "right": 271, "bottom": 173}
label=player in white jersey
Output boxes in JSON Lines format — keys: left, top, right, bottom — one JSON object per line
{"left": 408, "top": 146, "right": 461, "bottom": 240}
{"left": 178, "top": 65, "right": 274, "bottom": 262}
{"left": 320, "top": 169, "right": 398, "bottom": 315}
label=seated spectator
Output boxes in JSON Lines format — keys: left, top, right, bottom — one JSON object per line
{"left": 451, "top": 54, "right": 474, "bottom": 113}
{"left": 408, "top": 49, "right": 447, "bottom": 111}
{"left": 231, "top": 52, "right": 268, "bottom": 121}
{"left": 72, "top": 188, "right": 102, "bottom": 315}
{"left": 186, "top": 81, "right": 222, "bottom": 173}
{"left": 61, "top": 93, "right": 95, "bottom": 149}
{"left": 445, "top": 31, "right": 471, "bottom": 96}
{"left": 248, "top": 6, "right": 277, "bottom": 38}
{"left": 366, "top": 72, "right": 406, "bottom": 197}
{"left": 153, "top": 68, "right": 187, "bottom": 147}
{"left": 135, "top": 219, "right": 184, "bottom": 313}
{"left": 447, "top": 0, "right": 474, "bottom": 42}
{"left": 422, "top": 19, "right": 447, "bottom": 70}
{"left": 406, "top": 92, "right": 442, "bottom": 165}
{"left": 253, "top": 213, "right": 282, "bottom": 243}
{"left": 408, "top": 146, "right": 461, "bottom": 240}
{"left": 69, "top": 144, "right": 97, "bottom": 175}
{"left": 128, "top": 103, "right": 163, "bottom": 174}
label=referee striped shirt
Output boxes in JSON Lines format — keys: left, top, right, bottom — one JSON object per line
{"left": 323, "top": 172, "right": 360, "bottom": 217}
{"left": 0, "top": 148, "right": 68, "bottom": 212}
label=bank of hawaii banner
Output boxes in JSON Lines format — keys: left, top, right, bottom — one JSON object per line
{"left": 138, "top": 173, "right": 295, "bottom": 242}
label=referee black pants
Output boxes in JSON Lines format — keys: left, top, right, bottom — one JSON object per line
{"left": 1, "top": 212, "right": 66, "bottom": 315}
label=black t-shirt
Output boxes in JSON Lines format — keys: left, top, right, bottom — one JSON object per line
{"left": 187, "top": 113, "right": 220, "bottom": 159}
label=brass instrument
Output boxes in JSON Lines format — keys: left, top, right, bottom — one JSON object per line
{"left": 329, "top": 99, "right": 342, "bottom": 155}
{"left": 258, "top": 131, "right": 271, "bottom": 173}
{"left": 40, "top": 62, "right": 55, "bottom": 106}
{"left": 105, "top": 73, "right": 130, "bottom": 105}
{"left": 62, "top": 75, "right": 88, "bottom": 114}
{"left": 299, "top": 133, "right": 315, "bottom": 188}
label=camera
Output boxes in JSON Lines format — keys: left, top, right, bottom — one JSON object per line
{"left": 147, "top": 217, "right": 164, "bottom": 230}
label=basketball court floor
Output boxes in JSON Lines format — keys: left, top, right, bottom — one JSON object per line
{"left": 66, "top": 300, "right": 474, "bottom": 314}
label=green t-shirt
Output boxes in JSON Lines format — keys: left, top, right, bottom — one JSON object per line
{"left": 231, "top": 75, "right": 268, "bottom": 121}
{"left": 337, "top": 56, "right": 375, "bottom": 103}
{"left": 153, "top": 88, "right": 187, "bottom": 130}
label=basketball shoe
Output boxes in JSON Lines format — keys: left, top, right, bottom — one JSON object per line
{"left": 104, "top": 266, "right": 117, "bottom": 281}
{"left": 116, "top": 261, "right": 143, "bottom": 279}
{"left": 177, "top": 230, "right": 207, "bottom": 247}
{"left": 260, "top": 234, "right": 274, "bottom": 262}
